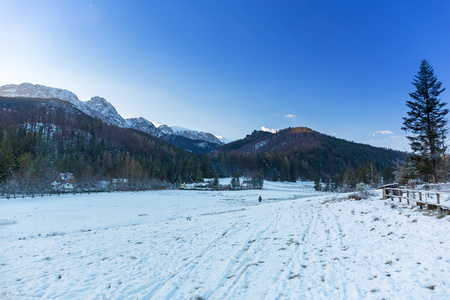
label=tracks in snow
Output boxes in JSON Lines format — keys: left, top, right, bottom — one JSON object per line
{"left": 4, "top": 193, "right": 448, "bottom": 299}
{"left": 148, "top": 199, "right": 344, "bottom": 299}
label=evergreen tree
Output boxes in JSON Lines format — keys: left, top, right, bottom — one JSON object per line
{"left": 394, "top": 158, "right": 419, "bottom": 185}
{"left": 230, "top": 171, "right": 241, "bottom": 189}
{"left": 0, "top": 138, "right": 14, "bottom": 181}
{"left": 251, "top": 170, "right": 264, "bottom": 189}
{"left": 382, "top": 164, "right": 394, "bottom": 184}
{"left": 402, "top": 60, "right": 449, "bottom": 183}
{"left": 212, "top": 173, "right": 220, "bottom": 190}
{"left": 314, "top": 174, "right": 321, "bottom": 191}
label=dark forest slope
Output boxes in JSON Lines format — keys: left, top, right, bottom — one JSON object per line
{"left": 213, "top": 127, "right": 407, "bottom": 181}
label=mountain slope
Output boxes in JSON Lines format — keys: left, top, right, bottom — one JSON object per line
{"left": 214, "top": 127, "right": 407, "bottom": 181}
{"left": 0, "top": 83, "right": 226, "bottom": 153}
{"left": 127, "top": 117, "right": 160, "bottom": 137}
{"left": 0, "top": 95, "right": 209, "bottom": 185}
{"left": 218, "top": 127, "right": 404, "bottom": 156}
{"left": 84, "top": 96, "right": 130, "bottom": 128}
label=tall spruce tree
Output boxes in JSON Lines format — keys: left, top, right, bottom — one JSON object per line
{"left": 402, "top": 60, "right": 449, "bottom": 183}
{"left": 314, "top": 174, "right": 322, "bottom": 191}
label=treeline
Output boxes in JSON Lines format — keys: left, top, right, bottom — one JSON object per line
{"left": 207, "top": 150, "right": 397, "bottom": 185}
{"left": 0, "top": 124, "right": 212, "bottom": 194}
{"left": 210, "top": 127, "right": 405, "bottom": 187}
{"left": 315, "top": 161, "right": 395, "bottom": 192}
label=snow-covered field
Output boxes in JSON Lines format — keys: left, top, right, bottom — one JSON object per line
{"left": 1, "top": 181, "right": 450, "bottom": 299}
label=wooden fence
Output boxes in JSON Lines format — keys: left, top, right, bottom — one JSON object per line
{"left": 0, "top": 188, "right": 159, "bottom": 200}
{"left": 382, "top": 187, "right": 450, "bottom": 214}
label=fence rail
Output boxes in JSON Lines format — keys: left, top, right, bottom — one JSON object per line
{"left": 382, "top": 187, "right": 450, "bottom": 214}
{"left": 0, "top": 188, "right": 160, "bottom": 200}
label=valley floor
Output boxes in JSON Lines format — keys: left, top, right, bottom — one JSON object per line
{"left": 1, "top": 182, "right": 449, "bottom": 299}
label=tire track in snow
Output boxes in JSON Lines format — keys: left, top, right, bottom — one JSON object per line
{"left": 148, "top": 207, "right": 283, "bottom": 299}
{"left": 265, "top": 201, "right": 320, "bottom": 299}
{"left": 270, "top": 203, "right": 315, "bottom": 284}
{"left": 206, "top": 211, "right": 284, "bottom": 299}
{"left": 145, "top": 219, "right": 249, "bottom": 299}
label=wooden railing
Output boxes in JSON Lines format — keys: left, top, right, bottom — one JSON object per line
{"left": 382, "top": 187, "right": 450, "bottom": 214}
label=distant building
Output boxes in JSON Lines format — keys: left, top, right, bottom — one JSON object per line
{"left": 52, "top": 173, "right": 76, "bottom": 191}
{"left": 98, "top": 181, "right": 110, "bottom": 190}
{"left": 112, "top": 178, "right": 128, "bottom": 188}
{"left": 242, "top": 180, "right": 253, "bottom": 189}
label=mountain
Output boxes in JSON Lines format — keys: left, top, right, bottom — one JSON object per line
{"left": 213, "top": 127, "right": 407, "bottom": 181}
{"left": 217, "top": 127, "right": 404, "bottom": 155}
{"left": 0, "top": 83, "right": 226, "bottom": 153}
{"left": 0, "top": 95, "right": 211, "bottom": 186}
{"left": 0, "top": 82, "right": 82, "bottom": 109}
{"left": 127, "top": 117, "right": 160, "bottom": 137}
{"left": 152, "top": 124, "right": 224, "bottom": 145}
{"left": 125, "top": 119, "right": 224, "bottom": 154}
{"left": 218, "top": 130, "right": 274, "bottom": 153}
{"left": 162, "top": 134, "right": 224, "bottom": 154}
{"left": 84, "top": 96, "right": 130, "bottom": 128}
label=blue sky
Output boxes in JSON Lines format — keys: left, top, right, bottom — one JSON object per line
{"left": 1, "top": 1, "right": 450, "bottom": 151}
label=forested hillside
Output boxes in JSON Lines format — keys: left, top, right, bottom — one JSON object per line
{"left": 0, "top": 96, "right": 210, "bottom": 192}
{"left": 212, "top": 127, "right": 407, "bottom": 186}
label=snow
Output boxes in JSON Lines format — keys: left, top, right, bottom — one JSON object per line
{"left": 150, "top": 123, "right": 225, "bottom": 145}
{"left": 1, "top": 182, "right": 450, "bottom": 299}
{"left": 84, "top": 96, "right": 130, "bottom": 128}
{"left": 0, "top": 83, "right": 80, "bottom": 107}
{"left": 127, "top": 117, "right": 160, "bottom": 137}
{"left": 254, "top": 140, "right": 268, "bottom": 151}
{"left": 151, "top": 121, "right": 165, "bottom": 128}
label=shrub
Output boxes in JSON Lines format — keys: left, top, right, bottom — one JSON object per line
{"left": 348, "top": 193, "right": 362, "bottom": 200}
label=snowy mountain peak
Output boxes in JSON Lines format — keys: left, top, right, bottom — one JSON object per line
{"left": 86, "top": 96, "right": 118, "bottom": 114}
{"left": 84, "top": 96, "right": 129, "bottom": 128}
{"left": 170, "top": 126, "right": 224, "bottom": 145}
{"left": 127, "top": 117, "right": 160, "bottom": 137}
{"left": 0, "top": 82, "right": 81, "bottom": 107}
{"left": 148, "top": 122, "right": 225, "bottom": 145}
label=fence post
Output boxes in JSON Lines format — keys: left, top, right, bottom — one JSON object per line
{"left": 407, "top": 190, "right": 410, "bottom": 205}
{"left": 437, "top": 192, "right": 442, "bottom": 214}
{"left": 419, "top": 191, "right": 422, "bottom": 208}
{"left": 382, "top": 187, "right": 386, "bottom": 199}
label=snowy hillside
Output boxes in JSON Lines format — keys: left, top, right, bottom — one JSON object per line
{"left": 1, "top": 182, "right": 449, "bottom": 299}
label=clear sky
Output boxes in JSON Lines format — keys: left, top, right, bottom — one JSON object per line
{"left": 1, "top": 1, "right": 450, "bottom": 151}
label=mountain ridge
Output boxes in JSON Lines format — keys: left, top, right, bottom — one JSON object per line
{"left": 0, "top": 83, "right": 226, "bottom": 152}
{"left": 213, "top": 126, "right": 407, "bottom": 181}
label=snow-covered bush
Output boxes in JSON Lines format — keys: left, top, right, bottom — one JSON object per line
{"left": 347, "top": 182, "right": 370, "bottom": 200}
{"left": 356, "top": 182, "right": 368, "bottom": 194}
